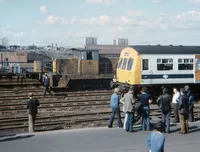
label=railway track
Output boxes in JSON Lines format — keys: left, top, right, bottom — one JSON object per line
{"left": 1, "top": 78, "right": 200, "bottom": 134}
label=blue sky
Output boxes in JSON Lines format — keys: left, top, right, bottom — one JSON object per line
{"left": 0, "top": 0, "right": 200, "bottom": 46}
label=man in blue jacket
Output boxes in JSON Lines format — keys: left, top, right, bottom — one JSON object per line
{"left": 108, "top": 87, "right": 123, "bottom": 128}
{"left": 43, "top": 74, "right": 53, "bottom": 97}
{"left": 146, "top": 121, "right": 166, "bottom": 152}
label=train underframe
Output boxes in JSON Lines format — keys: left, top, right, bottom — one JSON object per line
{"left": 51, "top": 73, "right": 114, "bottom": 91}
{"left": 111, "top": 81, "right": 200, "bottom": 102}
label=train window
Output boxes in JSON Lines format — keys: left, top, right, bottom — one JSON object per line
{"left": 178, "top": 58, "right": 193, "bottom": 70}
{"left": 117, "top": 58, "right": 123, "bottom": 68}
{"left": 143, "top": 59, "right": 149, "bottom": 70}
{"left": 122, "top": 58, "right": 128, "bottom": 70}
{"left": 86, "top": 52, "right": 93, "bottom": 60}
{"left": 157, "top": 59, "right": 161, "bottom": 63}
{"left": 157, "top": 58, "right": 173, "bottom": 71}
{"left": 127, "top": 58, "right": 134, "bottom": 70}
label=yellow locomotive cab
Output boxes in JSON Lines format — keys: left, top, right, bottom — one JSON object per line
{"left": 116, "top": 47, "right": 142, "bottom": 85}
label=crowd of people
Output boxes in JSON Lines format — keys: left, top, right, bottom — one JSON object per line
{"left": 108, "top": 85, "right": 195, "bottom": 152}
{"left": 25, "top": 82, "right": 195, "bottom": 152}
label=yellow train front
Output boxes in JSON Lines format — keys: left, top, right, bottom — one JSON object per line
{"left": 114, "top": 45, "right": 200, "bottom": 97}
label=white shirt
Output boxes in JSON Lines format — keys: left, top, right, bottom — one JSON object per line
{"left": 172, "top": 92, "right": 180, "bottom": 104}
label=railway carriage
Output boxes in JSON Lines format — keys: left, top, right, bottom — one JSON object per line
{"left": 112, "top": 45, "right": 200, "bottom": 97}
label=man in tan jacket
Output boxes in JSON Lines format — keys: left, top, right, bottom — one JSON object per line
{"left": 120, "top": 87, "right": 135, "bottom": 132}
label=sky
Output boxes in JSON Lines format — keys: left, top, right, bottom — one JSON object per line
{"left": 1, "top": 0, "right": 200, "bottom": 46}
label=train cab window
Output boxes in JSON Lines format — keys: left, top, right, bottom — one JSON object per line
{"left": 157, "top": 58, "right": 173, "bottom": 71}
{"left": 143, "top": 59, "right": 149, "bottom": 70}
{"left": 117, "top": 58, "right": 123, "bottom": 68}
{"left": 127, "top": 58, "right": 134, "bottom": 70}
{"left": 178, "top": 58, "right": 193, "bottom": 70}
{"left": 86, "top": 52, "right": 93, "bottom": 60}
{"left": 122, "top": 58, "right": 128, "bottom": 70}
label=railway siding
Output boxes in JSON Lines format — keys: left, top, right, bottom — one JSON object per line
{"left": 1, "top": 78, "right": 200, "bottom": 134}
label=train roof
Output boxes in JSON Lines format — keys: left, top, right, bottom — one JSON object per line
{"left": 129, "top": 45, "right": 200, "bottom": 54}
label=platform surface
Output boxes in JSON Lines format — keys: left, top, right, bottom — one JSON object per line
{"left": 1, "top": 122, "right": 200, "bottom": 152}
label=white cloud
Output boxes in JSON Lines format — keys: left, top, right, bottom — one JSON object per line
{"left": 86, "top": 0, "right": 116, "bottom": 6}
{"left": 188, "top": 0, "right": 200, "bottom": 4}
{"left": 152, "top": 0, "right": 175, "bottom": 4}
{"left": 152, "top": 0, "right": 164, "bottom": 4}
{"left": 127, "top": 11, "right": 143, "bottom": 17}
{"left": 14, "top": 32, "right": 24, "bottom": 37}
{"left": 176, "top": 10, "right": 200, "bottom": 21}
{"left": 46, "top": 15, "right": 69, "bottom": 24}
{"left": 40, "top": 5, "right": 48, "bottom": 13}
{"left": 79, "top": 15, "right": 111, "bottom": 25}
{"left": 65, "top": 31, "right": 92, "bottom": 38}
{"left": 0, "top": 25, "right": 12, "bottom": 36}
{"left": 43, "top": 9, "right": 200, "bottom": 43}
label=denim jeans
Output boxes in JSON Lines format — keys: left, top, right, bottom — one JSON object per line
{"left": 162, "top": 111, "right": 170, "bottom": 133}
{"left": 142, "top": 106, "right": 150, "bottom": 131}
{"left": 108, "top": 107, "right": 123, "bottom": 128}
{"left": 126, "top": 112, "right": 134, "bottom": 132}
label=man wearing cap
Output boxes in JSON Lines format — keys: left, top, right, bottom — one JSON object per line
{"left": 138, "top": 87, "right": 152, "bottom": 131}
{"left": 27, "top": 93, "right": 40, "bottom": 133}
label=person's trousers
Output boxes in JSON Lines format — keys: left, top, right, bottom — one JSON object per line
{"left": 43, "top": 86, "right": 52, "bottom": 97}
{"left": 162, "top": 111, "right": 170, "bottom": 133}
{"left": 142, "top": 107, "right": 150, "bottom": 131}
{"left": 173, "top": 103, "right": 179, "bottom": 122}
{"left": 108, "top": 107, "right": 123, "bottom": 128}
{"left": 125, "top": 112, "right": 134, "bottom": 132}
{"left": 179, "top": 113, "right": 189, "bottom": 134}
{"left": 28, "top": 114, "right": 36, "bottom": 133}
{"left": 123, "top": 113, "right": 128, "bottom": 129}
{"left": 189, "top": 105, "right": 194, "bottom": 122}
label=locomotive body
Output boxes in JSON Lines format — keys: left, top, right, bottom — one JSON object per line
{"left": 113, "top": 45, "right": 200, "bottom": 98}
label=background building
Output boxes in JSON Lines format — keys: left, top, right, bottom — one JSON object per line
{"left": 1, "top": 37, "right": 9, "bottom": 48}
{"left": 117, "top": 38, "right": 128, "bottom": 46}
{"left": 85, "top": 37, "right": 97, "bottom": 46}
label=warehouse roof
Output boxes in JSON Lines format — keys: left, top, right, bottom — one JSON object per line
{"left": 85, "top": 45, "right": 125, "bottom": 54}
{"left": 131, "top": 45, "right": 200, "bottom": 54}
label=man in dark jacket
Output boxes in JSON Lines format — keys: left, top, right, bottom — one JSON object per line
{"left": 184, "top": 85, "right": 194, "bottom": 122}
{"left": 27, "top": 93, "right": 40, "bottom": 133}
{"left": 156, "top": 88, "right": 172, "bottom": 134}
{"left": 43, "top": 74, "right": 52, "bottom": 97}
{"left": 138, "top": 87, "right": 152, "bottom": 131}
{"left": 179, "top": 88, "right": 189, "bottom": 134}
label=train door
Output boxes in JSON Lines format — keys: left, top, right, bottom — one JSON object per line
{"left": 195, "top": 55, "right": 200, "bottom": 83}
{"left": 141, "top": 58, "right": 153, "bottom": 84}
